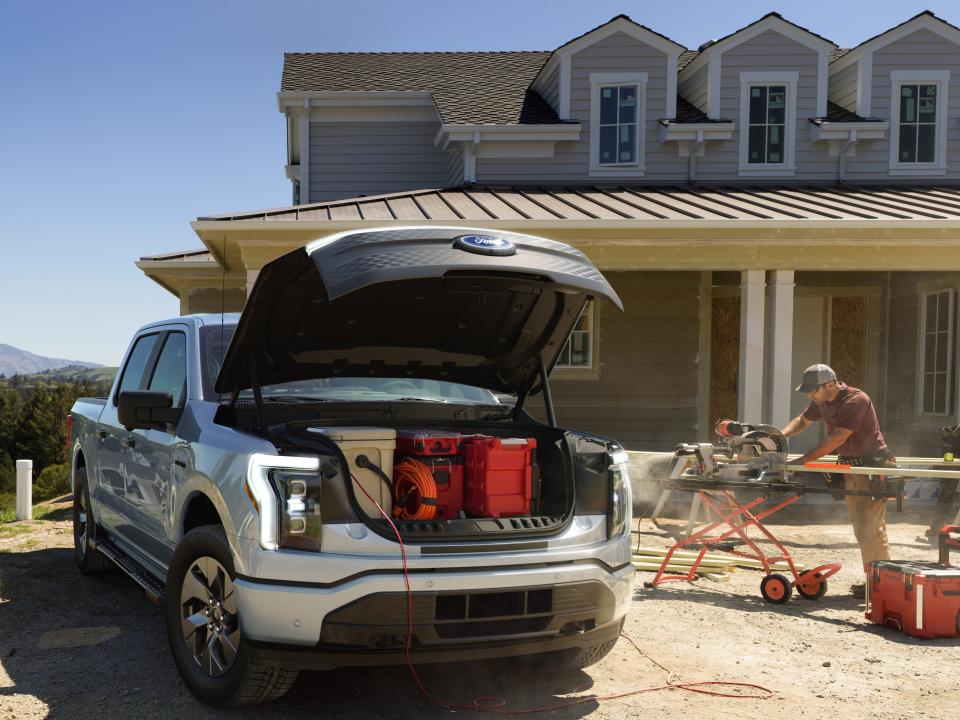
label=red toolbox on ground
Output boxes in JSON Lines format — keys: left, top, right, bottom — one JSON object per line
{"left": 395, "top": 432, "right": 464, "bottom": 520}
{"left": 462, "top": 435, "right": 537, "bottom": 518}
{"left": 866, "top": 526, "right": 960, "bottom": 639}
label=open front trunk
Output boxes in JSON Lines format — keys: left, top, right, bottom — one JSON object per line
{"left": 259, "top": 407, "right": 578, "bottom": 542}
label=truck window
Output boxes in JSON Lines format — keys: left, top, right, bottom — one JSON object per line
{"left": 148, "top": 332, "right": 187, "bottom": 407}
{"left": 115, "top": 333, "right": 160, "bottom": 403}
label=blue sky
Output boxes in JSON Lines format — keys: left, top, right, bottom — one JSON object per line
{"left": 1, "top": 0, "right": 956, "bottom": 365}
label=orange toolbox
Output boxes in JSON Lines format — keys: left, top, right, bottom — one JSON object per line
{"left": 395, "top": 431, "right": 464, "bottom": 520}
{"left": 866, "top": 526, "right": 960, "bottom": 638}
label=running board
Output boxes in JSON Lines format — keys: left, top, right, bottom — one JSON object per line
{"left": 91, "top": 537, "right": 166, "bottom": 606}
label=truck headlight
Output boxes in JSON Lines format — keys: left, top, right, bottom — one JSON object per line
{"left": 607, "top": 450, "right": 631, "bottom": 539}
{"left": 247, "top": 454, "right": 321, "bottom": 551}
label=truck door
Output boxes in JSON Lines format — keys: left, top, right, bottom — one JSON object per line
{"left": 125, "top": 329, "right": 189, "bottom": 567}
{"left": 96, "top": 332, "right": 162, "bottom": 535}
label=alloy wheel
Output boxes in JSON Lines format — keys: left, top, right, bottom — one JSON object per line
{"left": 179, "top": 556, "right": 240, "bottom": 678}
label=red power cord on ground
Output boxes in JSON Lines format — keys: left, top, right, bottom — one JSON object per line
{"left": 351, "top": 473, "right": 774, "bottom": 712}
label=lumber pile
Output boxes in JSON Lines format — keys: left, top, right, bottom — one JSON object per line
{"left": 632, "top": 546, "right": 805, "bottom": 583}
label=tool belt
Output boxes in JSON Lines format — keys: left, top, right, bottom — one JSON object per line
{"left": 826, "top": 450, "right": 898, "bottom": 500}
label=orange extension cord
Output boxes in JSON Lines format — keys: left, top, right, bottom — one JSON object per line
{"left": 392, "top": 458, "right": 439, "bottom": 520}
{"left": 351, "top": 473, "right": 774, "bottom": 713}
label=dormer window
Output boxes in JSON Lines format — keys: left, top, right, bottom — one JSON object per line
{"left": 589, "top": 72, "right": 647, "bottom": 176}
{"left": 890, "top": 70, "right": 949, "bottom": 175}
{"left": 738, "top": 71, "right": 798, "bottom": 176}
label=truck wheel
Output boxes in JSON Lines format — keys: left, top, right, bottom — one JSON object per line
{"left": 165, "top": 525, "right": 299, "bottom": 707}
{"left": 72, "top": 467, "right": 112, "bottom": 574}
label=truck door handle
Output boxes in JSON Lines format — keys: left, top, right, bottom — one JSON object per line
{"left": 97, "top": 430, "right": 108, "bottom": 439}
{"left": 121, "top": 437, "right": 136, "bottom": 449}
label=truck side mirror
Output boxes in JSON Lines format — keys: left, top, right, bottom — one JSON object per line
{"left": 118, "top": 390, "right": 181, "bottom": 431}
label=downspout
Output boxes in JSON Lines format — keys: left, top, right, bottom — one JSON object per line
{"left": 836, "top": 130, "right": 857, "bottom": 184}
{"left": 688, "top": 129, "right": 704, "bottom": 184}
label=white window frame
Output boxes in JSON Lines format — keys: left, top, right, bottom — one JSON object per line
{"left": 918, "top": 287, "right": 956, "bottom": 417}
{"left": 555, "top": 302, "right": 595, "bottom": 371}
{"left": 889, "top": 70, "right": 950, "bottom": 176}
{"left": 738, "top": 71, "right": 798, "bottom": 176}
{"left": 589, "top": 72, "right": 647, "bottom": 177}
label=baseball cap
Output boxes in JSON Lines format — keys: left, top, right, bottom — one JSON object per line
{"left": 795, "top": 363, "right": 836, "bottom": 392}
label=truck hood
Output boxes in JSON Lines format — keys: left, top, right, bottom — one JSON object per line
{"left": 215, "top": 226, "right": 622, "bottom": 397}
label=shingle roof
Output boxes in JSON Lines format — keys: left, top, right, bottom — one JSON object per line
{"left": 139, "top": 249, "right": 214, "bottom": 263}
{"left": 677, "top": 50, "right": 699, "bottom": 70}
{"left": 809, "top": 101, "right": 886, "bottom": 125}
{"left": 282, "top": 51, "right": 562, "bottom": 125}
{"left": 663, "top": 97, "right": 732, "bottom": 124}
{"left": 200, "top": 185, "right": 960, "bottom": 223}
{"left": 829, "top": 48, "right": 851, "bottom": 63}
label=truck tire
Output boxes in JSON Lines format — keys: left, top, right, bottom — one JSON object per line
{"left": 165, "top": 525, "right": 299, "bottom": 707}
{"left": 72, "top": 467, "right": 113, "bottom": 574}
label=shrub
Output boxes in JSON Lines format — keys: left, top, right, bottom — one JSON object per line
{"left": 33, "top": 463, "right": 71, "bottom": 502}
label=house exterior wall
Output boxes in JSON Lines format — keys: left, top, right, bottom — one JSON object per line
{"left": 308, "top": 122, "right": 448, "bottom": 202}
{"left": 541, "top": 61, "right": 561, "bottom": 110}
{"left": 527, "top": 271, "right": 702, "bottom": 450}
{"left": 694, "top": 31, "right": 829, "bottom": 182}
{"left": 842, "top": 29, "right": 960, "bottom": 181}
{"left": 829, "top": 59, "right": 859, "bottom": 111}
{"left": 444, "top": 148, "right": 463, "bottom": 186}
{"left": 885, "top": 271, "right": 960, "bottom": 458}
{"left": 476, "top": 31, "right": 687, "bottom": 184}
{"left": 678, "top": 60, "right": 709, "bottom": 112}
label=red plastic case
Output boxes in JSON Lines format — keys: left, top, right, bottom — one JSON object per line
{"left": 866, "top": 527, "right": 960, "bottom": 639}
{"left": 462, "top": 436, "right": 537, "bottom": 518}
{"left": 395, "top": 432, "right": 464, "bottom": 520}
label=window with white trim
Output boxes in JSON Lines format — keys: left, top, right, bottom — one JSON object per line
{"left": 738, "top": 72, "right": 797, "bottom": 175}
{"left": 890, "top": 70, "right": 949, "bottom": 174}
{"left": 556, "top": 303, "right": 593, "bottom": 369}
{"left": 919, "top": 288, "right": 956, "bottom": 416}
{"left": 589, "top": 72, "right": 646, "bottom": 175}
{"left": 747, "top": 85, "right": 787, "bottom": 164}
{"left": 598, "top": 85, "right": 639, "bottom": 165}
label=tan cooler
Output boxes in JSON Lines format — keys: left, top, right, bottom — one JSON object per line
{"left": 309, "top": 427, "right": 396, "bottom": 518}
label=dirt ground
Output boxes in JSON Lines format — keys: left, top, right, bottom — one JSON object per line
{"left": 0, "top": 498, "right": 957, "bottom": 719}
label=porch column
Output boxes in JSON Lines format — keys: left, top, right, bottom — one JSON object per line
{"left": 738, "top": 270, "right": 765, "bottom": 422}
{"left": 765, "top": 270, "right": 795, "bottom": 428}
{"left": 246, "top": 269, "right": 259, "bottom": 300}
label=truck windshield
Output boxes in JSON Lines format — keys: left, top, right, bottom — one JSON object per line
{"left": 199, "top": 324, "right": 511, "bottom": 406}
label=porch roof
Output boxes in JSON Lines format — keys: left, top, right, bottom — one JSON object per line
{"left": 198, "top": 184, "right": 960, "bottom": 223}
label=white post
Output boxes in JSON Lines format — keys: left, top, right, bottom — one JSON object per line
{"left": 765, "top": 270, "right": 795, "bottom": 428}
{"left": 15, "top": 459, "right": 32, "bottom": 521}
{"left": 738, "top": 270, "right": 766, "bottom": 423}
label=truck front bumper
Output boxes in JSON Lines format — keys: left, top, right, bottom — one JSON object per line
{"left": 234, "top": 560, "right": 634, "bottom": 668}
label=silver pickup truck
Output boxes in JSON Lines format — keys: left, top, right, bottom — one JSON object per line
{"left": 69, "top": 227, "right": 634, "bottom": 707}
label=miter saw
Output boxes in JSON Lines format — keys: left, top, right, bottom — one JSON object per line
{"left": 671, "top": 419, "right": 789, "bottom": 483}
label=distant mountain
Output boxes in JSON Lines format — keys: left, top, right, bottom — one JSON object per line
{"left": 0, "top": 343, "right": 103, "bottom": 377}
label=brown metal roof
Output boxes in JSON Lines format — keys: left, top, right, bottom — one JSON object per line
{"left": 139, "top": 249, "right": 214, "bottom": 263}
{"left": 282, "top": 51, "right": 562, "bottom": 125}
{"left": 199, "top": 185, "right": 960, "bottom": 224}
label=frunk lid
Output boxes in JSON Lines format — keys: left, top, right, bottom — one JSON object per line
{"left": 215, "top": 226, "right": 622, "bottom": 397}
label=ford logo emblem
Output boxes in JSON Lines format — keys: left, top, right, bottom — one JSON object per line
{"left": 453, "top": 234, "right": 516, "bottom": 256}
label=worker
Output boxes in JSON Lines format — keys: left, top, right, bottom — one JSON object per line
{"left": 780, "top": 364, "right": 896, "bottom": 599}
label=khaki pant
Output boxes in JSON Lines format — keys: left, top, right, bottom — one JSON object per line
{"left": 843, "top": 474, "right": 890, "bottom": 570}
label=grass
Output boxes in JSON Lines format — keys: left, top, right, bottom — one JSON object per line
{"left": 0, "top": 491, "right": 72, "bottom": 527}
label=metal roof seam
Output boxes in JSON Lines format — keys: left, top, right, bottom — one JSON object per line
{"left": 513, "top": 189, "right": 566, "bottom": 219}
{"left": 485, "top": 189, "right": 534, "bottom": 220}
{"left": 568, "top": 187, "right": 633, "bottom": 219}
{"left": 652, "top": 187, "right": 738, "bottom": 220}
{"left": 541, "top": 187, "right": 602, "bottom": 220}
{"left": 619, "top": 187, "right": 702, "bottom": 219}
{"left": 596, "top": 187, "right": 670, "bottom": 220}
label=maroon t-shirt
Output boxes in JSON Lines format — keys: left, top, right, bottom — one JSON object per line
{"left": 802, "top": 384, "right": 887, "bottom": 458}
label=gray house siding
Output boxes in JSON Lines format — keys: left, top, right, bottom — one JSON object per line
{"left": 308, "top": 122, "right": 448, "bottom": 202}
{"left": 477, "top": 31, "right": 688, "bottom": 184}
{"left": 541, "top": 61, "right": 561, "bottom": 111}
{"left": 529, "top": 271, "right": 702, "bottom": 450}
{"left": 883, "top": 272, "right": 960, "bottom": 458}
{"left": 444, "top": 148, "right": 463, "bottom": 187}
{"left": 694, "top": 31, "right": 835, "bottom": 182}
{"left": 678, "top": 61, "right": 709, "bottom": 112}
{"left": 843, "top": 29, "right": 960, "bottom": 181}
{"left": 829, "top": 60, "right": 859, "bottom": 111}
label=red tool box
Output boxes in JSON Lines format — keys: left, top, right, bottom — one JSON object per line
{"left": 462, "top": 436, "right": 537, "bottom": 517}
{"left": 866, "top": 526, "right": 960, "bottom": 638}
{"left": 395, "top": 432, "right": 464, "bottom": 520}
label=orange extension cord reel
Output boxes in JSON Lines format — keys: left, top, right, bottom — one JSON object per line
{"left": 392, "top": 458, "right": 439, "bottom": 520}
